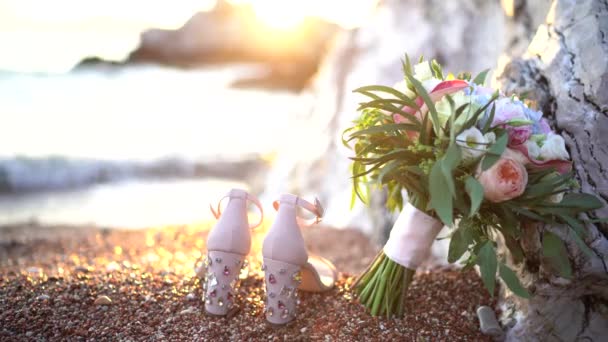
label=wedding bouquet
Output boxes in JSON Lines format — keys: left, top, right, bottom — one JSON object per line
{"left": 344, "top": 56, "right": 604, "bottom": 317}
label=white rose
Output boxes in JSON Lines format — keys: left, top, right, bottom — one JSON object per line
{"left": 524, "top": 140, "right": 541, "bottom": 159}
{"left": 539, "top": 134, "right": 569, "bottom": 161}
{"left": 456, "top": 127, "right": 488, "bottom": 160}
{"left": 414, "top": 61, "right": 433, "bottom": 81}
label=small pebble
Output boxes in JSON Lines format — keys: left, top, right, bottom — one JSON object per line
{"left": 36, "top": 294, "right": 50, "bottom": 301}
{"left": 185, "top": 293, "right": 197, "bottom": 301}
{"left": 179, "top": 307, "right": 196, "bottom": 315}
{"left": 477, "top": 306, "right": 502, "bottom": 336}
{"left": 75, "top": 266, "right": 90, "bottom": 273}
{"left": 94, "top": 296, "right": 112, "bottom": 305}
{"left": 26, "top": 267, "right": 41, "bottom": 274}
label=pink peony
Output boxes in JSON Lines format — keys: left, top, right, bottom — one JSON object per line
{"left": 477, "top": 157, "right": 528, "bottom": 203}
{"left": 492, "top": 98, "right": 533, "bottom": 146}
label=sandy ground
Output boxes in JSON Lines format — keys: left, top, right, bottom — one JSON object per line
{"left": 0, "top": 223, "right": 493, "bottom": 341}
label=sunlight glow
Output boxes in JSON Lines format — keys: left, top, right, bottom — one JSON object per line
{"left": 0, "top": 0, "right": 377, "bottom": 72}
{"left": 233, "top": 0, "right": 377, "bottom": 30}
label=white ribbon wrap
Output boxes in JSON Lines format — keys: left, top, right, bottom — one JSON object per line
{"left": 383, "top": 203, "right": 444, "bottom": 269}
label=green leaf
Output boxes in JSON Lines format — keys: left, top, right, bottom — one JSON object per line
{"left": 378, "top": 160, "right": 400, "bottom": 183}
{"left": 431, "top": 60, "right": 444, "bottom": 80}
{"left": 558, "top": 214, "right": 594, "bottom": 258}
{"left": 542, "top": 231, "right": 572, "bottom": 279}
{"left": 448, "top": 223, "right": 472, "bottom": 263}
{"left": 405, "top": 73, "right": 443, "bottom": 136}
{"left": 465, "top": 176, "right": 484, "bottom": 217}
{"left": 349, "top": 123, "right": 421, "bottom": 139}
{"left": 498, "top": 263, "right": 530, "bottom": 298}
{"left": 472, "top": 69, "right": 490, "bottom": 85}
{"left": 457, "top": 71, "right": 471, "bottom": 81}
{"left": 481, "top": 133, "right": 508, "bottom": 171}
{"left": 441, "top": 144, "right": 461, "bottom": 196}
{"left": 429, "top": 160, "right": 453, "bottom": 226}
{"left": 357, "top": 100, "right": 422, "bottom": 124}
{"left": 556, "top": 193, "right": 604, "bottom": 211}
{"left": 503, "top": 234, "right": 524, "bottom": 264}
{"left": 353, "top": 85, "right": 413, "bottom": 102}
{"left": 458, "top": 92, "right": 499, "bottom": 134}
{"left": 497, "top": 205, "right": 521, "bottom": 237}
{"left": 481, "top": 103, "right": 496, "bottom": 133}
{"left": 403, "top": 54, "right": 413, "bottom": 76}
{"left": 477, "top": 241, "right": 497, "bottom": 296}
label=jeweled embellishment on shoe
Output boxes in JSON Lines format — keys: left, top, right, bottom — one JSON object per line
{"left": 267, "top": 307, "right": 274, "bottom": 317}
{"left": 277, "top": 300, "right": 286, "bottom": 310}
{"left": 218, "top": 298, "right": 224, "bottom": 307}
{"left": 208, "top": 273, "right": 218, "bottom": 287}
{"left": 280, "top": 309, "right": 290, "bottom": 319}
{"left": 223, "top": 266, "right": 230, "bottom": 276}
{"left": 292, "top": 271, "right": 302, "bottom": 283}
{"left": 209, "top": 289, "right": 217, "bottom": 297}
{"left": 269, "top": 274, "right": 277, "bottom": 284}
{"left": 205, "top": 298, "right": 212, "bottom": 305}
{"left": 280, "top": 286, "right": 292, "bottom": 298}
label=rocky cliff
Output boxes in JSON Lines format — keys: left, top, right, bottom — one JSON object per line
{"left": 265, "top": 0, "right": 608, "bottom": 340}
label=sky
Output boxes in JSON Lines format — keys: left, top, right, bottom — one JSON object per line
{"left": 0, "top": 0, "right": 377, "bottom": 73}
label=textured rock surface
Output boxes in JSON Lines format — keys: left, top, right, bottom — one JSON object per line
{"left": 263, "top": 0, "right": 608, "bottom": 339}
{"left": 496, "top": 0, "right": 608, "bottom": 340}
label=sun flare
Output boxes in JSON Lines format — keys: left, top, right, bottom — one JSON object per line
{"left": 230, "top": 0, "right": 377, "bottom": 30}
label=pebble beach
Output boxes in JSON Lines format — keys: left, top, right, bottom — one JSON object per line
{"left": 0, "top": 223, "right": 494, "bottom": 341}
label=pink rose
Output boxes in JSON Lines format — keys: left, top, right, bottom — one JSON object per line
{"left": 477, "top": 157, "right": 528, "bottom": 203}
{"left": 492, "top": 98, "right": 533, "bottom": 146}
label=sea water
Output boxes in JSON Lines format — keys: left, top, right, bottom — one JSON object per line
{"left": 0, "top": 64, "right": 312, "bottom": 228}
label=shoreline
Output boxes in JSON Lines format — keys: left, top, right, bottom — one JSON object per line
{"left": 0, "top": 223, "right": 493, "bottom": 340}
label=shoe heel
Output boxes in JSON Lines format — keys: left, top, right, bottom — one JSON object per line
{"left": 263, "top": 258, "right": 302, "bottom": 325}
{"left": 203, "top": 250, "right": 247, "bottom": 316}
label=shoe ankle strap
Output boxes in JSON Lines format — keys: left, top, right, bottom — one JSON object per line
{"left": 272, "top": 194, "right": 324, "bottom": 226}
{"left": 210, "top": 189, "right": 264, "bottom": 229}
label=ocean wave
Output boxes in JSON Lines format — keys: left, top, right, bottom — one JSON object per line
{"left": 0, "top": 156, "right": 265, "bottom": 193}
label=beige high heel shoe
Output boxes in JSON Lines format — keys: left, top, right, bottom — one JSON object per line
{"left": 202, "top": 189, "right": 263, "bottom": 316}
{"left": 261, "top": 194, "right": 337, "bottom": 325}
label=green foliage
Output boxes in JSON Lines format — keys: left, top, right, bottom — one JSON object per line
{"left": 465, "top": 177, "right": 484, "bottom": 217}
{"left": 481, "top": 133, "right": 508, "bottom": 170}
{"left": 345, "top": 54, "right": 605, "bottom": 310}
{"left": 448, "top": 220, "right": 473, "bottom": 263}
{"left": 472, "top": 69, "right": 490, "bottom": 85}
{"left": 542, "top": 231, "right": 573, "bottom": 278}
{"left": 477, "top": 241, "right": 497, "bottom": 296}
{"left": 498, "top": 263, "right": 530, "bottom": 298}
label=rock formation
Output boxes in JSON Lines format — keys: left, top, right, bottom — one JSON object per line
{"left": 496, "top": 0, "right": 608, "bottom": 340}
{"left": 264, "top": 0, "right": 608, "bottom": 339}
